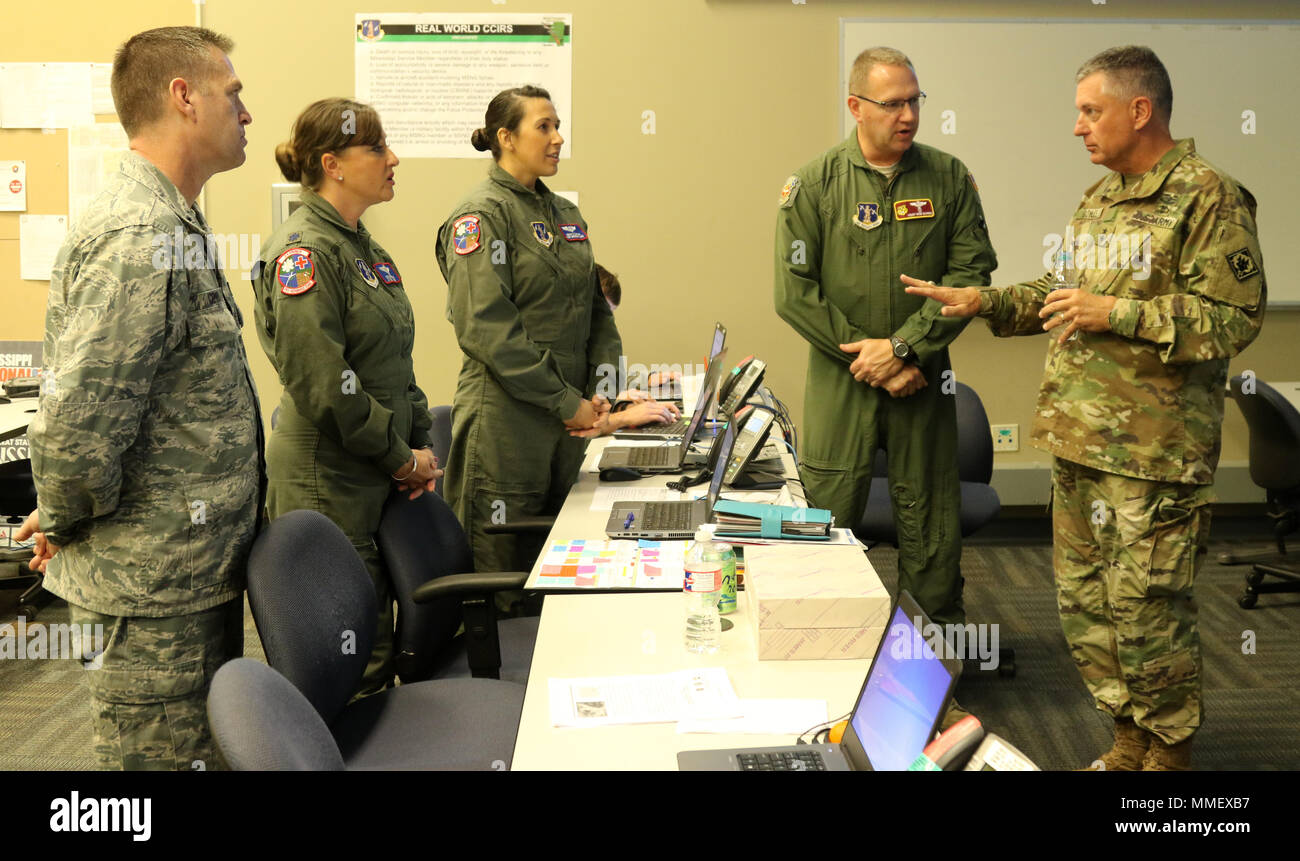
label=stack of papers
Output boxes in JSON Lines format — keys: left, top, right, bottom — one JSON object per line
{"left": 712, "top": 500, "right": 834, "bottom": 540}
{"left": 549, "top": 668, "right": 741, "bottom": 727}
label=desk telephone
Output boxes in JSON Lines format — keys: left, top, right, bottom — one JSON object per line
{"left": 719, "top": 356, "right": 766, "bottom": 416}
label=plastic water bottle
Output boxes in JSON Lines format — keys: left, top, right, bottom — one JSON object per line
{"left": 684, "top": 528, "right": 723, "bottom": 654}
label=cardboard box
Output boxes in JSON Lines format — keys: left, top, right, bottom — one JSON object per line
{"left": 744, "top": 544, "right": 890, "bottom": 660}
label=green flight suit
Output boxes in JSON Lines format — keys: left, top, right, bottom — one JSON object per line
{"left": 775, "top": 136, "right": 997, "bottom": 625}
{"left": 253, "top": 190, "right": 431, "bottom": 696}
{"left": 437, "top": 165, "right": 621, "bottom": 575}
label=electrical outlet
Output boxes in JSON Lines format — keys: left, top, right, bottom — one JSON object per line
{"left": 991, "top": 424, "right": 1019, "bottom": 453}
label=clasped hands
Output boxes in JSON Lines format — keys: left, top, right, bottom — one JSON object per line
{"left": 392, "top": 448, "right": 443, "bottom": 500}
{"left": 837, "top": 339, "right": 926, "bottom": 398}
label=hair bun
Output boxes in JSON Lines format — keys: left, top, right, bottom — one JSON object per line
{"left": 274, "top": 142, "right": 301, "bottom": 182}
{"left": 470, "top": 128, "right": 491, "bottom": 152}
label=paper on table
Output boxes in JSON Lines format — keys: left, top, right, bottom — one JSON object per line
{"left": 535, "top": 538, "right": 686, "bottom": 589}
{"left": 0, "top": 160, "right": 25, "bottom": 212}
{"left": 19, "top": 215, "right": 67, "bottom": 281}
{"left": 702, "top": 525, "right": 861, "bottom": 547}
{"left": 676, "top": 698, "right": 829, "bottom": 734}
{"left": 590, "top": 485, "right": 682, "bottom": 511}
{"left": 549, "top": 668, "right": 742, "bottom": 727}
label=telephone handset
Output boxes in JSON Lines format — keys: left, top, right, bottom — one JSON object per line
{"left": 719, "top": 357, "right": 766, "bottom": 416}
{"left": 723, "top": 405, "right": 776, "bottom": 485}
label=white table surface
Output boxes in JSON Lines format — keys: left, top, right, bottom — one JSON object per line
{"left": 0, "top": 399, "right": 39, "bottom": 443}
{"left": 511, "top": 591, "right": 871, "bottom": 771}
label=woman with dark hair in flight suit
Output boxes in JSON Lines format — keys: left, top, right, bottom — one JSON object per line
{"left": 437, "top": 86, "right": 621, "bottom": 582}
{"left": 254, "top": 98, "right": 439, "bottom": 696}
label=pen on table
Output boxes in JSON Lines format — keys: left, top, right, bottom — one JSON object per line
{"left": 623, "top": 512, "right": 635, "bottom": 528}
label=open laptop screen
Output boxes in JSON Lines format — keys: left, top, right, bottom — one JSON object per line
{"left": 844, "top": 598, "right": 958, "bottom": 771}
{"left": 703, "top": 414, "right": 736, "bottom": 514}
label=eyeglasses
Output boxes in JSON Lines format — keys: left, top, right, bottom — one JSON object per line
{"left": 851, "top": 92, "right": 927, "bottom": 113}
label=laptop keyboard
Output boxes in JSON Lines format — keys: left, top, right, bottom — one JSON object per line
{"left": 738, "top": 751, "right": 827, "bottom": 772}
{"left": 626, "top": 447, "right": 677, "bottom": 467}
{"left": 633, "top": 417, "right": 689, "bottom": 436}
{"left": 640, "top": 502, "right": 694, "bottom": 531}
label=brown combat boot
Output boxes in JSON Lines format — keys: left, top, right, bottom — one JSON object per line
{"left": 1142, "top": 736, "right": 1193, "bottom": 771}
{"left": 1080, "top": 717, "right": 1150, "bottom": 771}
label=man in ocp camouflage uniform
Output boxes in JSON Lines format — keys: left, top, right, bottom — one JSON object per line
{"left": 907, "top": 46, "right": 1264, "bottom": 770}
{"left": 18, "top": 27, "right": 261, "bottom": 770}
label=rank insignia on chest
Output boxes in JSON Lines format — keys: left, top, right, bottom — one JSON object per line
{"left": 354, "top": 258, "right": 380, "bottom": 287}
{"left": 531, "top": 221, "right": 554, "bottom": 248}
{"left": 452, "top": 214, "right": 482, "bottom": 255}
{"left": 558, "top": 223, "right": 587, "bottom": 242}
{"left": 373, "top": 261, "right": 401, "bottom": 285}
{"left": 894, "top": 198, "right": 935, "bottom": 220}
{"left": 276, "top": 247, "right": 315, "bottom": 296}
{"left": 1226, "top": 248, "right": 1260, "bottom": 282}
{"left": 854, "top": 202, "right": 882, "bottom": 231}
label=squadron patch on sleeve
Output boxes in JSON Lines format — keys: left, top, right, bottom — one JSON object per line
{"left": 1226, "top": 248, "right": 1261, "bottom": 282}
{"left": 779, "top": 175, "right": 800, "bottom": 208}
{"left": 354, "top": 258, "right": 380, "bottom": 287}
{"left": 373, "top": 261, "right": 401, "bottom": 285}
{"left": 276, "top": 247, "right": 316, "bottom": 296}
{"left": 452, "top": 214, "right": 482, "bottom": 255}
{"left": 559, "top": 223, "right": 588, "bottom": 241}
{"left": 894, "top": 199, "right": 935, "bottom": 220}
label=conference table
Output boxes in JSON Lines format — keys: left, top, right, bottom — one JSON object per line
{"left": 0, "top": 399, "right": 39, "bottom": 443}
{"left": 511, "top": 434, "right": 879, "bottom": 771}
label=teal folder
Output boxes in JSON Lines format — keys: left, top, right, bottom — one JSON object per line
{"left": 711, "top": 499, "right": 833, "bottom": 541}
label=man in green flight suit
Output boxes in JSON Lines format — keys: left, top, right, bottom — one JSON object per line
{"left": 775, "top": 46, "right": 997, "bottom": 629}
{"left": 906, "top": 46, "right": 1265, "bottom": 770}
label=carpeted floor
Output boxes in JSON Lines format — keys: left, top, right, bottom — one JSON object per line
{"left": 1, "top": 537, "right": 1296, "bottom": 771}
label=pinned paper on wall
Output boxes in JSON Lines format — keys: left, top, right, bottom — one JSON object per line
{"left": 0, "top": 63, "right": 95, "bottom": 129}
{"left": 355, "top": 13, "right": 573, "bottom": 158}
{"left": 0, "top": 161, "right": 26, "bottom": 212}
{"left": 68, "top": 124, "right": 128, "bottom": 223}
{"left": 19, "top": 214, "right": 67, "bottom": 281}
{"left": 91, "top": 64, "right": 115, "bottom": 115}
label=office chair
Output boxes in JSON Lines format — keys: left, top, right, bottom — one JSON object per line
{"left": 378, "top": 490, "right": 538, "bottom": 685}
{"left": 853, "top": 381, "right": 1013, "bottom": 676}
{"left": 230, "top": 508, "right": 524, "bottom": 770}
{"left": 0, "top": 458, "right": 55, "bottom": 621}
{"left": 1220, "top": 375, "right": 1300, "bottom": 609}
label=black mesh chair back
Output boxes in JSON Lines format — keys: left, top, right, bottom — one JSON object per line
{"left": 1228, "top": 376, "right": 1300, "bottom": 492}
{"left": 378, "top": 491, "right": 470, "bottom": 682}
{"left": 429, "top": 405, "right": 453, "bottom": 497}
{"left": 245, "top": 509, "right": 376, "bottom": 725}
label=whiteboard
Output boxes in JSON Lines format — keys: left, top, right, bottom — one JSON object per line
{"left": 840, "top": 19, "right": 1300, "bottom": 306}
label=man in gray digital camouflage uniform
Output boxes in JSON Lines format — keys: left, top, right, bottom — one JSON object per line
{"left": 18, "top": 26, "right": 261, "bottom": 770}
{"left": 906, "top": 46, "right": 1263, "bottom": 770}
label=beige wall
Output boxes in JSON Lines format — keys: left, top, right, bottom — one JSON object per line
{"left": 5, "top": 0, "right": 1297, "bottom": 501}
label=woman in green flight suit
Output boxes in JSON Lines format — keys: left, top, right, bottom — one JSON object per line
{"left": 254, "top": 99, "right": 440, "bottom": 696}
{"left": 437, "top": 86, "right": 621, "bottom": 581}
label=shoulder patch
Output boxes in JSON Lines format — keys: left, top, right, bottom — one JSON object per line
{"left": 287, "top": 232, "right": 302, "bottom": 243}
{"left": 354, "top": 258, "right": 380, "bottom": 287}
{"left": 452, "top": 214, "right": 482, "bottom": 255}
{"left": 276, "top": 247, "right": 316, "bottom": 296}
{"left": 373, "top": 261, "right": 401, "bottom": 285}
{"left": 558, "top": 223, "right": 588, "bottom": 242}
{"left": 779, "top": 175, "right": 800, "bottom": 208}
{"left": 1226, "top": 248, "right": 1260, "bottom": 282}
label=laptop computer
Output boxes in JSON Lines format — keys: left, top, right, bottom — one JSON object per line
{"left": 604, "top": 413, "right": 736, "bottom": 539}
{"left": 597, "top": 347, "right": 728, "bottom": 473}
{"left": 676, "top": 590, "right": 962, "bottom": 771}
{"left": 613, "top": 322, "right": 727, "bottom": 440}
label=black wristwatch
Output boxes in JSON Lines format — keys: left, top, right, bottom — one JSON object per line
{"left": 890, "top": 336, "right": 916, "bottom": 362}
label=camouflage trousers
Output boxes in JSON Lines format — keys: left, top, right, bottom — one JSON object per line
{"left": 1052, "top": 458, "right": 1211, "bottom": 745}
{"left": 69, "top": 599, "right": 243, "bottom": 771}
